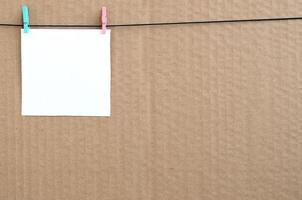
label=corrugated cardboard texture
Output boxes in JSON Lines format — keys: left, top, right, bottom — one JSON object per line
{"left": 0, "top": 1, "right": 302, "bottom": 200}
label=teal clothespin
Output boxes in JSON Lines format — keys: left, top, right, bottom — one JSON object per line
{"left": 22, "top": 5, "right": 29, "bottom": 33}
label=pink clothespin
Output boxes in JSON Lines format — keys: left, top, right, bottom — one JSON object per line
{"left": 101, "top": 7, "right": 108, "bottom": 33}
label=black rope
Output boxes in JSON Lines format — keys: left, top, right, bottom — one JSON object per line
{"left": 1, "top": 16, "right": 302, "bottom": 28}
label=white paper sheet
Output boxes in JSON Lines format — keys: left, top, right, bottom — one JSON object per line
{"left": 21, "top": 29, "right": 111, "bottom": 116}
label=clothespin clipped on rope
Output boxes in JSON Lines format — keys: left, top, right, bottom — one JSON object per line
{"left": 22, "top": 5, "right": 29, "bottom": 33}
{"left": 101, "top": 7, "right": 108, "bottom": 33}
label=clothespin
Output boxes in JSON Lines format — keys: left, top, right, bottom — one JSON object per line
{"left": 101, "top": 7, "right": 108, "bottom": 33}
{"left": 22, "top": 5, "right": 29, "bottom": 33}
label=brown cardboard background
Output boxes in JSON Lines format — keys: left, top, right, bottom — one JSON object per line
{"left": 0, "top": 1, "right": 302, "bottom": 200}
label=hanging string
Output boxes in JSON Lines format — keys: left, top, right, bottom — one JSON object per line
{"left": 1, "top": 16, "right": 302, "bottom": 28}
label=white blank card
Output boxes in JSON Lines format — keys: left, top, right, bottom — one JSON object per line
{"left": 21, "top": 29, "right": 111, "bottom": 116}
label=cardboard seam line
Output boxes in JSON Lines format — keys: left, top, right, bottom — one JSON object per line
{"left": 1, "top": 16, "right": 302, "bottom": 28}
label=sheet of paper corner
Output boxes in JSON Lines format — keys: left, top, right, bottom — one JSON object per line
{"left": 21, "top": 28, "right": 111, "bottom": 116}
